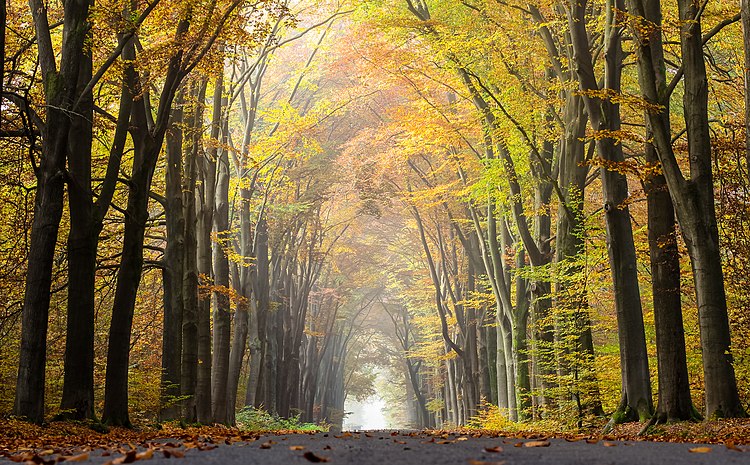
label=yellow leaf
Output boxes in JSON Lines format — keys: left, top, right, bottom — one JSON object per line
{"left": 524, "top": 441, "right": 550, "bottom": 448}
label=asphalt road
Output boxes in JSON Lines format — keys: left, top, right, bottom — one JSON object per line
{"left": 5, "top": 431, "right": 749, "bottom": 465}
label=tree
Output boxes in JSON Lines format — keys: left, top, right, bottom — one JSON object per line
{"left": 625, "top": 0, "right": 746, "bottom": 418}
{"left": 15, "top": 0, "right": 93, "bottom": 424}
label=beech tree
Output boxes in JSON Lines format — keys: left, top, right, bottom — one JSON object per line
{"left": 3, "top": 0, "right": 749, "bottom": 431}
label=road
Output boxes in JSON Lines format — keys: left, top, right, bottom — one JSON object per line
{"left": 4, "top": 431, "right": 749, "bottom": 465}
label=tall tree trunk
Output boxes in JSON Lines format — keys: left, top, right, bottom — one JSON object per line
{"left": 675, "top": 0, "right": 743, "bottom": 419}
{"left": 513, "top": 250, "right": 531, "bottom": 419}
{"left": 160, "top": 94, "right": 186, "bottom": 422}
{"left": 644, "top": 139, "right": 695, "bottom": 422}
{"left": 246, "top": 218, "right": 269, "bottom": 407}
{"left": 61, "top": 42, "right": 95, "bottom": 421}
{"left": 567, "top": 0, "right": 652, "bottom": 422}
{"left": 181, "top": 82, "right": 207, "bottom": 422}
{"left": 15, "top": 0, "right": 92, "bottom": 424}
{"left": 211, "top": 80, "right": 232, "bottom": 424}
{"left": 626, "top": 0, "right": 745, "bottom": 418}
{"left": 60, "top": 37, "right": 134, "bottom": 420}
{"left": 103, "top": 29, "right": 187, "bottom": 423}
{"left": 743, "top": 0, "right": 750, "bottom": 172}
{"left": 225, "top": 294, "right": 248, "bottom": 424}
{"left": 196, "top": 80, "right": 217, "bottom": 424}
{"left": 103, "top": 137, "right": 162, "bottom": 426}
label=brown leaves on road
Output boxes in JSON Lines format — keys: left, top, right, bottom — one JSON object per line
{"left": 161, "top": 448, "right": 184, "bottom": 459}
{"left": 688, "top": 447, "right": 712, "bottom": 453}
{"left": 724, "top": 441, "right": 742, "bottom": 452}
{"left": 483, "top": 446, "right": 503, "bottom": 453}
{"left": 0, "top": 419, "right": 292, "bottom": 465}
{"left": 302, "top": 451, "right": 329, "bottom": 462}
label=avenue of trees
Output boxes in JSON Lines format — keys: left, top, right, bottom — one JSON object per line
{"left": 1, "top": 0, "right": 750, "bottom": 430}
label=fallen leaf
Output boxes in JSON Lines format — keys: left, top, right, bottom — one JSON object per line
{"left": 688, "top": 447, "right": 712, "bottom": 453}
{"left": 289, "top": 446, "right": 305, "bottom": 451}
{"left": 112, "top": 450, "right": 137, "bottom": 464}
{"left": 585, "top": 439, "right": 599, "bottom": 444}
{"left": 259, "top": 442, "right": 273, "bottom": 449}
{"left": 456, "top": 437, "right": 469, "bottom": 442}
{"left": 302, "top": 451, "right": 329, "bottom": 463}
{"left": 603, "top": 442, "right": 617, "bottom": 447}
{"left": 393, "top": 440, "right": 406, "bottom": 445}
{"left": 725, "top": 441, "right": 742, "bottom": 452}
{"left": 484, "top": 446, "right": 503, "bottom": 453}
{"left": 467, "top": 460, "right": 506, "bottom": 465}
{"left": 523, "top": 441, "right": 550, "bottom": 448}
{"left": 63, "top": 453, "right": 90, "bottom": 462}
{"left": 161, "top": 449, "right": 184, "bottom": 459}
{"left": 135, "top": 450, "right": 153, "bottom": 460}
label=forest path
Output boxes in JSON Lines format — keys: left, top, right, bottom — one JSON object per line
{"left": 18, "top": 430, "right": 745, "bottom": 465}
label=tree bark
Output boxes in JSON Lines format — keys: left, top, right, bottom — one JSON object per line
{"left": 15, "top": 0, "right": 92, "bottom": 424}
{"left": 742, "top": 0, "right": 750, "bottom": 173}
{"left": 61, "top": 39, "right": 95, "bottom": 421}
{"left": 196, "top": 79, "right": 216, "bottom": 424}
{"left": 211, "top": 80, "right": 232, "bottom": 424}
{"left": 60, "top": 36, "right": 134, "bottom": 421}
{"left": 103, "top": 20, "right": 189, "bottom": 425}
{"left": 566, "top": 0, "right": 652, "bottom": 422}
{"left": 626, "top": 0, "right": 745, "bottom": 418}
{"left": 160, "top": 93, "right": 186, "bottom": 422}
{"left": 181, "top": 82, "right": 207, "bottom": 423}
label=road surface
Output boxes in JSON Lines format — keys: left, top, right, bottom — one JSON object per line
{"left": 4, "top": 431, "right": 748, "bottom": 465}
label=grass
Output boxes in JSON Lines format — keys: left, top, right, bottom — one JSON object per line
{"left": 235, "top": 407, "right": 328, "bottom": 432}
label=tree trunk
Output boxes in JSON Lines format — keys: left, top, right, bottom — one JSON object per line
{"left": 196, "top": 80, "right": 217, "bottom": 424}
{"left": 225, "top": 295, "right": 248, "bottom": 424}
{"left": 211, "top": 81, "right": 232, "bottom": 424}
{"left": 246, "top": 218, "right": 269, "bottom": 407}
{"left": 567, "top": 0, "right": 652, "bottom": 422}
{"left": 61, "top": 37, "right": 134, "bottom": 420}
{"left": 742, "top": 0, "right": 750, "bottom": 173}
{"left": 645, "top": 140, "right": 695, "bottom": 422}
{"left": 103, "top": 130, "right": 165, "bottom": 426}
{"left": 675, "top": 0, "right": 744, "bottom": 419}
{"left": 60, "top": 44, "right": 95, "bottom": 421}
{"left": 160, "top": 94, "right": 186, "bottom": 422}
{"left": 181, "top": 82, "right": 206, "bottom": 423}
{"left": 626, "top": 0, "right": 745, "bottom": 418}
{"left": 15, "top": 0, "right": 92, "bottom": 424}
{"left": 513, "top": 250, "right": 531, "bottom": 419}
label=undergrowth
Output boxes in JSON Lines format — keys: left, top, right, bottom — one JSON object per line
{"left": 235, "top": 407, "right": 327, "bottom": 432}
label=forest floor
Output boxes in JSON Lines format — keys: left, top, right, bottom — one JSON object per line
{"left": 1, "top": 420, "right": 750, "bottom": 465}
